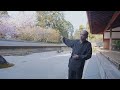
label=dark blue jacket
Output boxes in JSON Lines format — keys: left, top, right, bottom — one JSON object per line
{"left": 63, "top": 37, "right": 92, "bottom": 71}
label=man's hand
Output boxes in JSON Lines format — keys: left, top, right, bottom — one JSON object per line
{"left": 72, "top": 54, "right": 79, "bottom": 60}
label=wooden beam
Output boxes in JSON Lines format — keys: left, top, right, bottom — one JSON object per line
{"left": 103, "top": 33, "right": 104, "bottom": 42}
{"left": 104, "top": 11, "right": 120, "bottom": 32}
{"left": 106, "top": 31, "right": 120, "bottom": 32}
{"left": 86, "top": 11, "right": 92, "bottom": 33}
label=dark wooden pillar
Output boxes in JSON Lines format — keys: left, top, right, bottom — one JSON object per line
{"left": 109, "top": 28, "right": 112, "bottom": 51}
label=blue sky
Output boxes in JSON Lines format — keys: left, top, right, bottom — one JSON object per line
{"left": 8, "top": 11, "right": 88, "bottom": 31}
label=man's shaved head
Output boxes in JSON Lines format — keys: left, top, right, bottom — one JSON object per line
{"left": 82, "top": 30, "right": 88, "bottom": 37}
{"left": 80, "top": 30, "right": 88, "bottom": 42}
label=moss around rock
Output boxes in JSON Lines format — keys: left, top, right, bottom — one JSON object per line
{"left": 0, "top": 55, "right": 14, "bottom": 69}
{"left": 0, "top": 63, "right": 14, "bottom": 69}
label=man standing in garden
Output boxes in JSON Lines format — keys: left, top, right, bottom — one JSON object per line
{"left": 61, "top": 30, "right": 92, "bottom": 79}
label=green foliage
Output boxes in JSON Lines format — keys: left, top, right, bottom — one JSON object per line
{"left": 73, "top": 29, "right": 81, "bottom": 39}
{"left": 114, "top": 40, "right": 120, "bottom": 48}
{"left": 73, "top": 23, "right": 103, "bottom": 43}
{"left": 79, "top": 25, "right": 85, "bottom": 32}
{"left": 73, "top": 25, "right": 85, "bottom": 39}
{"left": 36, "top": 11, "right": 74, "bottom": 38}
{"left": 0, "top": 11, "right": 8, "bottom": 16}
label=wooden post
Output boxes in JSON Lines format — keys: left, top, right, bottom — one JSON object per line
{"left": 103, "top": 33, "right": 104, "bottom": 49}
{"left": 109, "top": 28, "right": 112, "bottom": 51}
